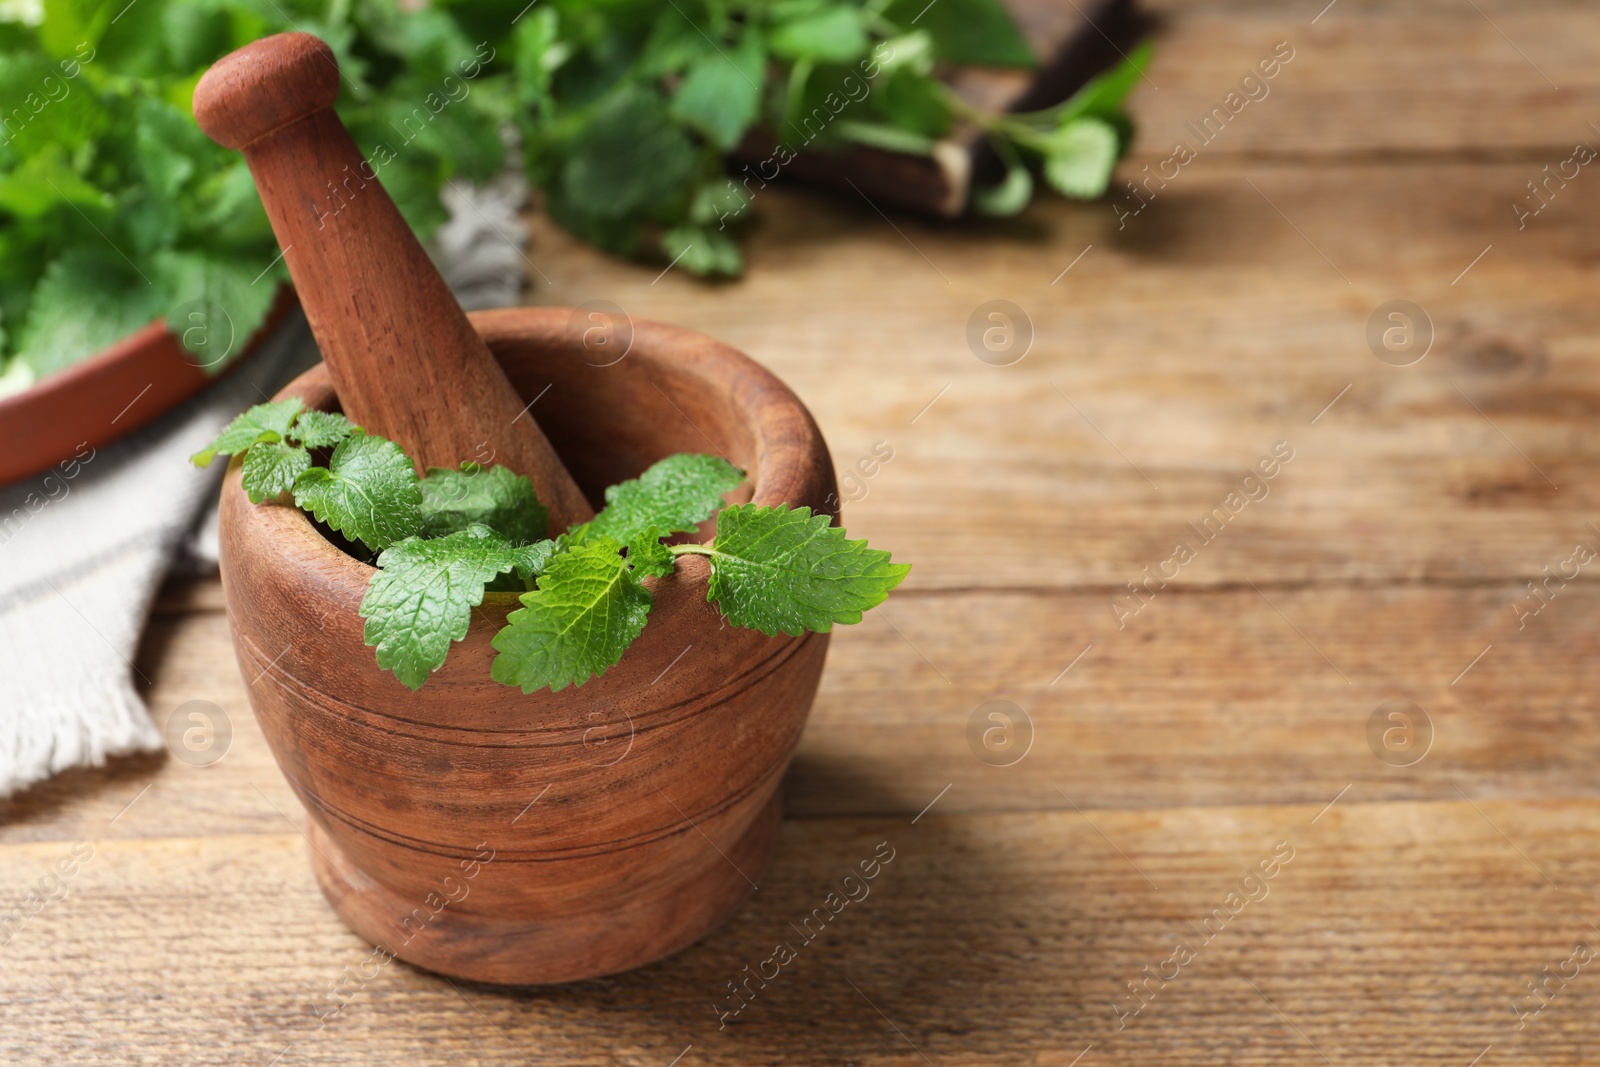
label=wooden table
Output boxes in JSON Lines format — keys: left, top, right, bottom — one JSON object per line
{"left": 7, "top": 2, "right": 1600, "bottom": 1062}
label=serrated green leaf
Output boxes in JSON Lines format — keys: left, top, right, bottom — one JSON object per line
{"left": 769, "top": 6, "right": 867, "bottom": 64}
{"left": 191, "top": 398, "right": 305, "bottom": 467}
{"left": 187, "top": 158, "right": 274, "bottom": 248}
{"left": 670, "top": 29, "right": 765, "bottom": 150}
{"left": 512, "top": 7, "right": 563, "bottom": 106}
{"left": 872, "top": 68, "right": 951, "bottom": 138}
{"left": 288, "top": 410, "right": 359, "bottom": 449}
{"left": 133, "top": 98, "right": 200, "bottom": 201}
{"left": 0, "top": 0, "right": 525, "bottom": 382}
{"left": 363, "top": 71, "right": 507, "bottom": 184}
{"left": 875, "top": 29, "right": 935, "bottom": 76}
{"left": 38, "top": 1, "right": 107, "bottom": 62}
{"left": 659, "top": 225, "right": 743, "bottom": 278}
{"left": 0, "top": 51, "right": 109, "bottom": 155}
{"left": 508, "top": 538, "right": 557, "bottom": 581}
{"left": 490, "top": 538, "right": 652, "bottom": 693}
{"left": 628, "top": 526, "right": 675, "bottom": 579}
{"left": 585, "top": 453, "right": 745, "bottom": 544}
{"left": 418, "top": 463, "right": 548, "bottom": 545}
{"left": 560, "top": 85, "right": 699, "bottom": 222}
{"left": 636, "top": 8, "right": 706, "bottom": 77}
{"left": 973, "top": 162, "right": 1033, "bottom": 217}
{"left": 689, "top": 179, "right": 750, "bottom": 227}
{"left": 16, "top": 248, "right": 166, "bottom": 379}
{"left": 292, "top": 433, "right": 422, "bottom": 553}
{"left": 240, "top": 441, "right": 310, "bottom": 504}
{"left": 152, "top": 248, "right": 280, "bottom": 373}
{"left": 768, "top": 0, "right": 829, "bottom": 18}
{"left": 362, "top": 525, "right": 545, "bottom": 690}
{"left": 1042, "top": 117, "right": 1120, "bottom": 199}
{"left": 0, "top": 147, "right": 106, "bottom": 220}
{"left": 883, "top": 0, "right": 1034, "bottom": 67}
{"left": 160, "top": 0, "right": 233, "bottom": 71}
{"left": 702, "top": 503, "right": 910, "bottom": 635}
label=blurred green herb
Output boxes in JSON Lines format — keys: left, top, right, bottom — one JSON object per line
{"left": 0, "top": 0, "right": 1145, "bottom": 392}
{"left": 0, "top": 0, "right": 516, "bottom": 392}
{"left": 505, "top": 0, "right": 1148, "bottom": 272}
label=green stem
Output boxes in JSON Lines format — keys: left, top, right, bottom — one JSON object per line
{"left": 938, "top": 85, "right": 1083, "bottom": 150}
{"left": 669, "top": 543, "right": 716, "bottom": 557}
{"left": 940, "top": 88, "right": 1029, "bottom": 138}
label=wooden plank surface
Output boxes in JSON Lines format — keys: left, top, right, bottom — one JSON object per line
{"left": 6, "top": 2, "right": 1600, "bottom": 1064}
{"left": 1137, "top": 0, "right": 1599, "bottom": 158}
{"left": 5, "top": 799, "right": 1596, "bottom": 1065}
{"left": 529, "top": 157, "right": 1600, "bottom": 589}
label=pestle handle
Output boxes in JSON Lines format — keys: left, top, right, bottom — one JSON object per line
{"left": 193, "top": 33, "right": 592, "bottom": 534}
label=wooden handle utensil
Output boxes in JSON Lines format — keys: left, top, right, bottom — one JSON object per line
{"left": 193, "top": 32, "right": 593, "bottom": 533}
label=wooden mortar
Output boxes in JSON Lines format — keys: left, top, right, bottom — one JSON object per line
{"left": 220, "top": 308, "right": 837, "bottom": 983}
{"left": 195, "top": 31, "right": 839, "bottom": 983}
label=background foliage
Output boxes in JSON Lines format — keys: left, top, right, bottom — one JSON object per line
{"left": 0, "top": 0, "right": 1140, "bottom": 390}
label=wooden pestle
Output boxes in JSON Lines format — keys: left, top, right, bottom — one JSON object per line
{"left": 192, "top": 32, "right": 593, "bottom": 534}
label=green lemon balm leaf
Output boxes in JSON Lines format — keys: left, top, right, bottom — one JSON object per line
{"left": 17, "top": 248, "right": 167, "bottom": 380}
{"left": 973, "top": 163, "right": 1034, "bottom": 217}
{"left": 586, "top": 453, "right": 745, "bottom": 543}
{"left": 701, "top": 503, "right": 910, "bottom": 635}
{"left": 287, "top": 410, "right": 359, "bottom": 449}
{"left": 362, "top": 526, "right": 539, "bottom": 690}
{"left": 191, "top": 398, "right": 306, "bottom": 467}
{"left": 509, "top": 539, "right": 558, "bottom": 582}
{"left": 419, "top": 464, "right": 548, "bottom": 545}
{"left": 659, "top": 225, "right": 744, "bottom": 279}
{"left": 240, "top": 441, "right": 311, "bottom": 504}
{"left": 292, "top": 433, "right": 422, "bottom": 553}
{"left": 627, "top": 527, "right": 675, "bottom": 579}
{"left": 883, "top": 0, "right": 1034, "bottom": 67}
{"left": 560, "top": 85, "right": 700, "bottom": 222}
{"left": 1041, "top": 117, "right": 1121, "bottom": 199}
{"left": 690, "top": 180, "right": 750, "bottom": 228}
{"left": 490, "top": 539, "right": 653, "bottom": 693}
{"left": 769, "top": 6, "right": 868, "bottom": 64}
{"left": 152, "top": 249, "right": 279, "bottom": 373}
{"left": 670, "top": 29, "right": 765, "bottom": 151}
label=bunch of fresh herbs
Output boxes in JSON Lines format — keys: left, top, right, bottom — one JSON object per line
{"left": 501, "top": 0, "right": 1149, "bottom": 275}
{"left": 192, "top": 398, "right": 909, "bottom": 693}
{"left": 0, "top": 0, "right": 1145, "bottom": 392}
{"left": 0, "top": 0, "right": 515, "bottom": 394}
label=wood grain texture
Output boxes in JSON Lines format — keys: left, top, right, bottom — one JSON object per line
{"left": 1131, "top": 0, "right": 1600, "bottom": 159}
{"left": 7, "top": 2, "right": 1600, "bottom": 1061}
{"left": 3, "top": 798, "right": 1595, "bottom": 1065}
{"left": 193, "top": 33, "right": 593, "bottom": 533}
{"left": 527, "top": 160, "right": 1600, "bottom": 591}
{"left": 13, "top": 576, "right": 1600, "bottom": 843}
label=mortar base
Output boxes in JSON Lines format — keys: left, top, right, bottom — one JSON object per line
{"left": 306, "top": 793, "right": 780, "bottom": 985}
